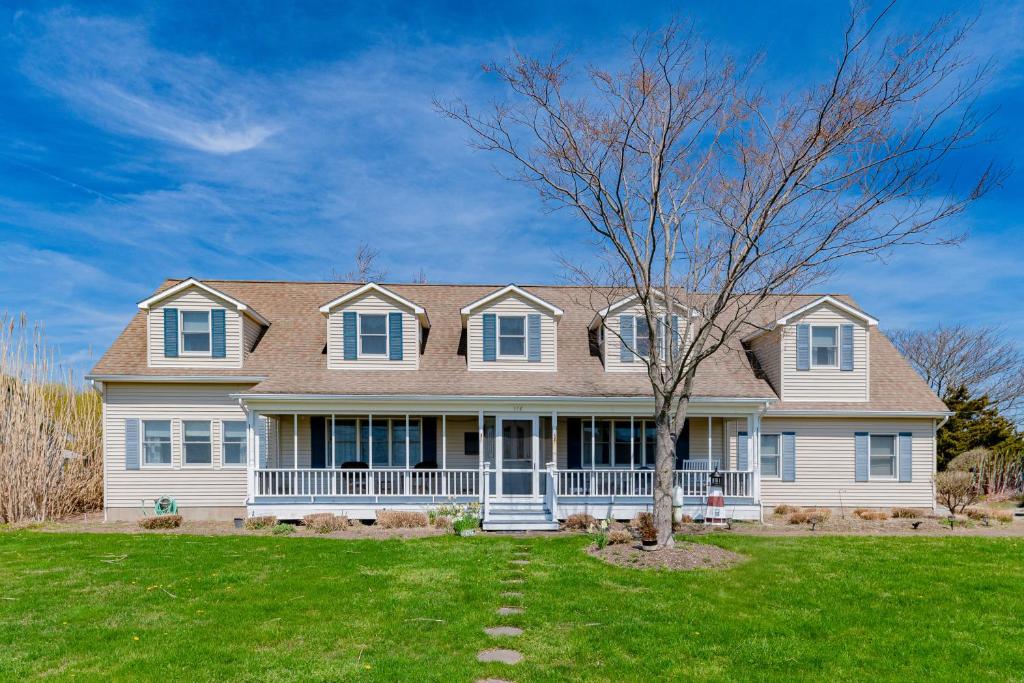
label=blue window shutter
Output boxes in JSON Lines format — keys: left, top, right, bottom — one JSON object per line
{"left": 163, "top": 308, "right": 178, "bottom": 357}
{"left": 388, "top": 312, "right": 404, "bottom": 361}
{"left": 855, "top": 432, "right": 869, "bottom": 482}
{"left": 257, "top": 416, "right": 268, "bottom": 468}
{"left": 619, "top": 314, "right": 634, "bottom": 363}
{"left": 899, "top": 432, "right": 913, "bottom": 482}
{"left": 482, "top": 313, "right": 496, "bottom": 362}
{"left": 782, "top": 432, "right": 796, "bottom": 482}
{"left": 125, "top": 418, "right": 140, "bottom": 470}
{"left": 211, "top": 308, "right": 226, "bottom": 358}
{"left": 527, "top": 314, "right": 541, "bottom": 362}
{"left": 840, "top": 324, "right": 854, "bottom": 371}
{"left": 796, "top": 324, "right": 809, "bottom": 370}
{"left": 737, "top": 431, "right": 748, "bottom": 470}
{"left": 343, "top": 311, "right": 357, "bottom": 360}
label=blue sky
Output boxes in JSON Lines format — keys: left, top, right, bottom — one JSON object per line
{"left": 1, "top": 1, "right": 1022, "bottom": 377}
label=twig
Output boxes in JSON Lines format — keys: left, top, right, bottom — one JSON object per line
{"left": 405, "top": 618, "right": 444, "bottom": 622}
{"left": 160, "top": 587, "right": 177, "bottom": 599}
{"left": 99, "top": 554, "right": 128, "bottom": 564}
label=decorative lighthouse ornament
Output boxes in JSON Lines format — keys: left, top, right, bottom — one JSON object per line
{"left": 704, "top": 467, "right": 726, "bottom": 525}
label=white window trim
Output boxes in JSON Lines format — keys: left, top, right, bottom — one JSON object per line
{"left": 497, "top": 315, "right": 528, "bottom": 359}
{"left": 182, "top": 420, "right": 213, "bottom": 468}
{"left": 221, "top": 419, "right": 247, "bottom": 468}
{"left": 760, "top": 433, "right": 782, "bottom": 480}
{"left": 868, "top": 433, "right": 898, "bottom": 481}
{"left": 631, "top": 315, "right": 675, "bottom": 361}
{"left": 141, "top": 419, "right": 173, "bottom": 469}
{"left": 809, "top": 324, "right": 839, "bottom": 368}
{"left": 358, "top": 313, "right": 389, "bottom": 357}
{"left": 178, "top": 308, "right": 212, "bottom": 357}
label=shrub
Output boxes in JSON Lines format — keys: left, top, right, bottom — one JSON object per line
{"left": 452, "top": 514, "right": 479, "bottom": 535}
{"left": 302, "top": 513, "right": 349, "bottom": 533}
{"left": 854, "top": 508, "right": 889, "bottom": 521}
{"left": 788, "top": 508, "right": 831, "bottom": 525}
{"left": 935, "top": 471, "right": 979, "bottom": 514}
{"left": 244, "top": 515, "right": 277, "bottom": 530}
{"left": 271, "top": 523, "right": 295, "bottom": 535}
{"left": 376, "top": 510, "right": 428, "bottom": 529}
{"left": 991, "top": 510, "right": 1014, "bottom": 524}
{"left": 773, "top": 504, "right": 800, "bottom": 516}
{"left": 607, "top": 528, "right": 633, "bottom": 545}
{"left": 138, "top": 514, "right": 182, "bottom": 530}
{"left": 631, "top": 512, "right": 657, "bottom": 540}
{"left": 891, "top": 507, "right": 923, "bottom": 519}
{"left": 947, "top": 447, "right": 991, "bottom": 473}
{"left": 593, "top": 531, "right": 609, "bottom": 550}
{"left": 564, "top": 513, "right": 598, "bottom": 531}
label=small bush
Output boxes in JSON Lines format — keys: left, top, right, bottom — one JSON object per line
{"left": 992, "top": 510, "right": 1014, "bottom": 524}
{"left": 773, "top": 504, "right": 800, "bottom": 516}
{"left": 607, "top": 528, "right": 633, "bottom": 545}
{"left": 935, "top": 471, "right": 979, "bottom": 514}
{"left": 376, "top": 510, "right": 428, "bottom": 529}
{"left": 244, "top": 515, "right": 277, "bottom": 530}
{"left": 452, "top": 514, "right": 479, "bottom": 535}
{"left": 302, "top": 513, "right": 349, "bottom": 533}
{"left": 564, "top": 513, "right": 598, "bottom": 531}
{"left": 631, "top": 512, "right": 657, "bottom": 540}
{"left": 138, "top": 514, "right": 182, "bottom": 530}
{"left": 271, "top": 523, "right": 295, "bottom": 535}
{"left": 891, "top": 507, "right": 923, "bottom": 519}
{"left": 432, "top": 515, "right": 453, "bottom": 530}
{"left": 854, "top": 508, "right": 889, "bottom": 521}
{"left": 593, "top": 531, "right": 609, "bottom": 550}
{"left": 788, "top": 508, "right": 831, "bottom": 525}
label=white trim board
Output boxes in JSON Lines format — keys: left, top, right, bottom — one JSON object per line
{"left": 460, "top": 284, "right": 564, "bottom": 319}
{"left": 137, "top": 278, "right": 270, "bottom": 326}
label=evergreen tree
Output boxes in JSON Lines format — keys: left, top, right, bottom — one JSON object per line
{"left": 937, "top": 385, "right": 1022, "bottom": 469}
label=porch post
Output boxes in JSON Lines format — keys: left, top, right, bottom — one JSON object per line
{"left": 330, "top": 413, "right": 336, "bottom": 495}
{"left": 246, "top": 409, "right": 256, "bottom": 504}
{"left": 707, "top": 415, "right": 713, "bottom": 470}
{"left": 629, "top": 415, "right": 635, "bottom": 470}
{"left": 750, "top": 411, "right": 762, "bottom": 510}
{"left": 404, "top": 414, "right": 411, "bottom": 495}
{"left": 293, "top": 414, "right": 299, "bottom": 470}
{"left": 441, "top": 413, "right": 447, "bottom": 495}
{"left": 478, "top": 410, "right": 484, "bottom": 499}
{"left": 368, "top": 413, "right": 374, "bottom": 497}
{"left": 590, "top": 415, "right": 596, "bottom": 470}
{"left": 550, "top": 410, "right": 557, "bottom": 467}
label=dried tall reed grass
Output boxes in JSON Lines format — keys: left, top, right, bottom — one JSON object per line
{"left": 0, "top": 314, "right": 102, "bottom": 523}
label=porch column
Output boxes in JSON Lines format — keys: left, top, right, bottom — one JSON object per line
{"left": 293, "top": 414, "right": 299, "bottom": 470}
{"left": 478, "top": 410, "right": 484, "bottom": 500}
{"left": 550, "top": 410, "right": 557, "bottom": 467}
{"left": 590, "top": 415, "right": 596, "bottom": 470}
{"left": 629, "top": 415, "right": 635, "bottom": 470}
{"left": 368, "top": 413, "right": 374, "bottom": 497}
{"left": 404, "top": 414, "right": 411, "bottom": 495}
{"left": 330, "top": 414, "right": 335, "bottom": 469}
{"left": 245, "top": 409, "right": 256, "bottom": 503}
{"left": 707, "top": 415, "right": 713, "bottom": 470}
{"left": 441, "top": 413, "right": 447, "bottom": 496}
{"left": 749, "top": 411, "right": 762, "bottom": 506}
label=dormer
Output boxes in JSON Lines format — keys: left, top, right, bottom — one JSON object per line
{"left": 460, "top": 285, "right": 562, "bottom": 371}
{"left": 590, "top": 291, "right": 693, "bottom": 373}
{"left": 746, "top": 295, "right": 876, "bottom": 402}
{"left": 320, "top": 283, "right": 428, "bottom": 370}
{"left": 139, "top": 278, "right": 269, "bottom": 369}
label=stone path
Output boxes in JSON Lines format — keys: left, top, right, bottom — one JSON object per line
{"left": 476, "top": 543, "right": 532, "bottom": 682}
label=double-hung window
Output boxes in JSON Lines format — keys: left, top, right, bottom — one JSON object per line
{"left": 180, "top": 311, "right": 211, "bottom": 354}
{"left": 222, "top": 421, "right": 247, "bottom": 466}
{"left": 183, "top": 420, "right": 212, "bottom": 465}
{"left": 142, "top": 420, "right": 171, "bottom": 466}
{"left": 634, "top": 316, "right": 651, "bottom": 358}
{"left": 869, "top": 434, "right": 897, "bottom": 479}
{"left": 811, "top": 326, "right": 838, "bottom": 367}
{"left": 359, "top": 314, "right": 388, "bottom": 356}
{"left": 498, "top": 315, "right": 526, "bottom": 357}
{"left": 760, "top": 434, "right": 781, "bottom": 478}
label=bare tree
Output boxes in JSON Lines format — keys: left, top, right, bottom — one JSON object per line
{"left": 438, "top": 4, "right": 999, "bottom": 546}
{"left": 412, "top": 267, "right": 428, "bottom": 284}
{"left": 888, "top": 325, "right": 1024, "bottom": 420}
{"left": 331, "top": 242, "right": 388, "bottom": 283}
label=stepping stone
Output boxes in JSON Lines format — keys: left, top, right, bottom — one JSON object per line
{"left": 477, "top": 649, "right": 523, "bottom": 665}
{"left": 485, "top": 625, "right": 523, "bottom": 637}
{"left": 502, "top": 579, "right": 524, "bottom": 585}
{"left": 477, "top": 679, "right": 515, "bottom": 683}
{"left": 509, "top": 559, "right": 530, "bottom": 565}
{"left": 500, "top": 591, "right": 523, "bottom": 598}
{"left": 497, "top": 606, "right": 523, "bottom": 615}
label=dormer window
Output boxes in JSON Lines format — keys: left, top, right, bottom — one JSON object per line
{"left": 181, "top": 311, "right": 211, "bottom": 354}
{"left": 498, "top": 316, "right": 526, "bottom": 357}
{"left": 811, "top": 326, "right": 838, "bottom": 367}
{"left": 634, "top": 316, "right": 651, "bottom": 358}
{"left": 359, "top": 314, "right": 388, "bottom": 356}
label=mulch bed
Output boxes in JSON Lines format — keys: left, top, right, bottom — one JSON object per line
{"left": 588, "top": 541, "right": 745, "bottom": 571}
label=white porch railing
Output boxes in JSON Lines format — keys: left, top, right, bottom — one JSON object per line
{"left": 556, "top": 468, "right": 753, "bottom": 498}
{"left": 254, "top": 468, "right": 481, "bottom": 498}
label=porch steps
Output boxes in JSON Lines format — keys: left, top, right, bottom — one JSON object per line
{"left": 483, "top": 500, "right": 559, "bottom": 532}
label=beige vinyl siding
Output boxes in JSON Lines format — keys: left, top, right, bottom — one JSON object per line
{"left": 272, "top": 415, "right": 313, "bottom": 468}
{"left": 759, "top": 417, "right": 935, "bottom": 508}
{"left": 686, "top": 416, "right": 728, "bottom": 464}
{"left": 467, "top": 293, "right": 557, "bottom": 371}
{"left": 104, "top": 383, "right": 250, "bottom": 510}
{"left": 603, "top": 304, "right": 687, "bottom": 373}
{"left": 748, "top": 327, "right": 782, "bottom": 395}
{"left": 442, "top": 416, "right": 481, "bottom": 469}
{"left": 326, "top": 292, "right": 419, "bottom": 370}
{"left": 242, "top": 314, "right": 263, "bottom": 356}
{"left": 147, "top": 287, "right": 244, "bottom": 369}
{"left": 780, "top": 303, "right": 869, "bottom": 402}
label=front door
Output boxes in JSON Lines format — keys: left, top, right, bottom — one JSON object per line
{"left": 496, "top": 415, "right": 539, "bottom": 497}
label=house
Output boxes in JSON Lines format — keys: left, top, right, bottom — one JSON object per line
{"left": 87, "top": 278, "right": 948, "bottom": 530}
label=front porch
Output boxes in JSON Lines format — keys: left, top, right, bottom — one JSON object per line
{"left": 244, "top": 408, "right": 765, "bottom": 528}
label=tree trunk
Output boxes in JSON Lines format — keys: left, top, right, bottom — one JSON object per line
{"left": 653, "top": 399, "right": 676, "bottom": 549}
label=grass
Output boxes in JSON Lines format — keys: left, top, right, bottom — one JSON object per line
{"left": 1, "top": 531, "right": 1023, "bottom": 681}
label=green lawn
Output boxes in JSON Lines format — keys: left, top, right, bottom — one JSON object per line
{"left": 1, "top": 531, "right": 1022, "bottom": 682}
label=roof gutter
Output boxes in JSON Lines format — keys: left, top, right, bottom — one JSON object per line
{"left": 766, "top": 408, "right": 953, "bottom": 418}
{"left": 232, "top": 392, "right": 778, "bottom": 404}
{"left": 85, "top": 374, "right": 267, "bottom": 384}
